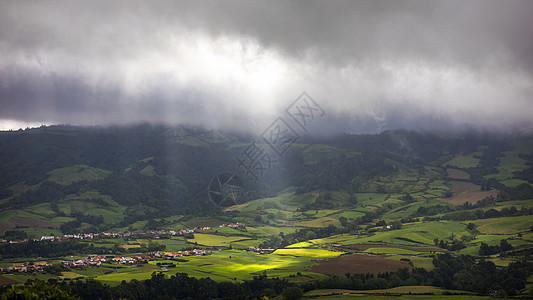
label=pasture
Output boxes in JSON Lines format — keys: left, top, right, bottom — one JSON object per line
{"left": 188, "top": 233, "right": 253, "bottom": 247}
{"left": 362, "top": 247, "right": 421, "bottom": 255}
{"left": 273, "top": 248, "right": 344, "bottom": 258}
{"left": 47, "top": 165, "right": 111, "bottom": 185}
{"left": 441, "top": 190, "right": 499, "bottom": 205}
{"left": 470, "top": 215, "right": 533, "bottom": 235}
{"left": 169, "top": 250, "right": 325, "bottom": 282}
{"left": 447, "top": 168, "right": 470, "bottom": 180}
{"left": 291, "top": 216, "right": 341, "bottom": 228}
{"left": 444, "top": 154, "right": 480, "bottom": 168}
{"left": 311, "top": 221, "right": 470, "bottom": 246}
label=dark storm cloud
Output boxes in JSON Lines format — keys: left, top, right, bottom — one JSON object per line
{"left": 0, "top": 0, "right": 532, "bottom": 132}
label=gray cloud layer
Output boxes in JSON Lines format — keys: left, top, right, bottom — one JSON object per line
{"left": 1, "top": 0, "right": 532, "bottom": 133}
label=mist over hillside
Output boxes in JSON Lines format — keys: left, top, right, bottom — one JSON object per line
{"left": 1, "top": 124, "right": 531, "bottom": 218}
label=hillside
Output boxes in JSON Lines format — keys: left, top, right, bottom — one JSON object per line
{"left": 0, "top": 125, "right": 532, "bottom": 297}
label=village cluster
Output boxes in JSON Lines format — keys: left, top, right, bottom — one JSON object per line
{"left": 2, "top": 223, "right": 247, "bottom": 244}
{"left": 1, "top": 226, "right": 225, "bottom": 244}
{"left": 0, "top": 249, "right": 214, "bottom": 275}
{"left": 0, "top": 262, "right": 53, "bottom": 274}
{"left": 0, "top": 223, "right": 249, "bottom": 275}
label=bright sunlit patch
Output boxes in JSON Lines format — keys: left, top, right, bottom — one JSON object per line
{"left": 116, "top": 31, "right": 290, "bottom": 116}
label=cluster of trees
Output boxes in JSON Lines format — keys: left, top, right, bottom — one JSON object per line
{"left": 513, "top": 154, "right": 533, "bottom": 183}
{"left": 0, "top": 240, "right": 99, "bottom": 259}
{"left": 467, "top": 140, "right": 510, "bottom": 189}
{"left": 441, "top": 205, "right": 533, "bottom": 222}
{"left": 457, "top": 196, "right": 496, "bottom": 210}
{"left": 0, "top": 281, "right": 80, "bottom": 300}
{"left": 0, "top": 240, "right": 111, "bottom": 259}
{"left": 7, "top": 181, "right": 78, "bottom": 208}
{"left": 59, "top": 214, "right": 105, "bottom": 234}
{"left": 292, "top": 152, "right": 396, "bottom": 194}
{"left": 478, "top": 240, "right": 514, "bottom": 256}
{"left": 498, "top": 183, "right": 533, "bottom": 201}
{"left": 1, "top": 229, "right": 27, "bottom": 240}
{"left": 433, "top": 239, "right": 466, "bottom": 251}
{"left": 410, "top": 205, "right": 452, "bottom": 218}
{"left": 431, "top": 254, "right": 531, "bottom": 295}
{"left": 349, "top": 208, "right": 386, "bottom": 227}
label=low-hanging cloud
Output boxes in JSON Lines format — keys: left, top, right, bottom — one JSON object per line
{"left": 1, "top": 0, "right": 532, "bottom": 133}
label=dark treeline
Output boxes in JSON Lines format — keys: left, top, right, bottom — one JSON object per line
{"left": 514, "top": 153, "right": 533, "bottom": 183}
{"left": 433, "top": 205, "right": 533, "bottom": 222}
{"left": 59, "top": 272, "right": 291, "bottom": 300}
{"left": 0, "top": 240, "right": 108, "bottom": 259}
{"left": 478, "top": 239, "right": 514, "bottom": 256}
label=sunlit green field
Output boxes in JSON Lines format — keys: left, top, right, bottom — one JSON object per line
{"left": 68, "top": 248, "right": 340, "bottom": 284}
{"left": 169, "top": 250, "right": 326, "bottom": 282}
{"left": 93, "top": 265, "right": 160, "bottom": 285}
{"left": 273, "top": 248, "right": 344, "bottom": 258}
{"left": 286, "top": 241, "right": 314, "bottom": 248}
{"left": 188, "top": 233, "right": 253, "bottom": 247}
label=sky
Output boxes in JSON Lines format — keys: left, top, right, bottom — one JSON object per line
{"left": 1, "top": 0, "right": 532, "bottom": 134}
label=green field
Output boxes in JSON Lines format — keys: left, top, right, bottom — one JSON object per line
{"left": 484, "top": 149, "right": 533, "bottom": 187}
{"left": 0, "top": 210, "right": 15, "bottom": 222}
{"left": 470, "top": 215, "right": 533, "bottom": 235}
{"left": 292, "top": 216, "right": 341, "bottom": 228}
{"left": 93, "top": 265, "right": 160, "bottom": 285}
{"left": 386, "top": 255, "right": 434, "bottom": 270}
{"left": 363, "top": 247, "right": 421, "bottom": 255}
{"left": 140, "top": 250, "right": 328, "bottom": 282}
{"left": 273, "top": 248, "right": 344, "bottom": 258}
{"left": 286, "top": 241, "right": 314, "bottom": 248}
{"left": 445, "top": 154, "right": 480, "bottom": 168}
{"left": 312, "top": 221, "right": 470, "bottom": 246}
{"left": 188, "top": 233, "right": 254, "bottom": 247}
{"left": 47, "top": 165, "right": 111, "bottom": 185}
